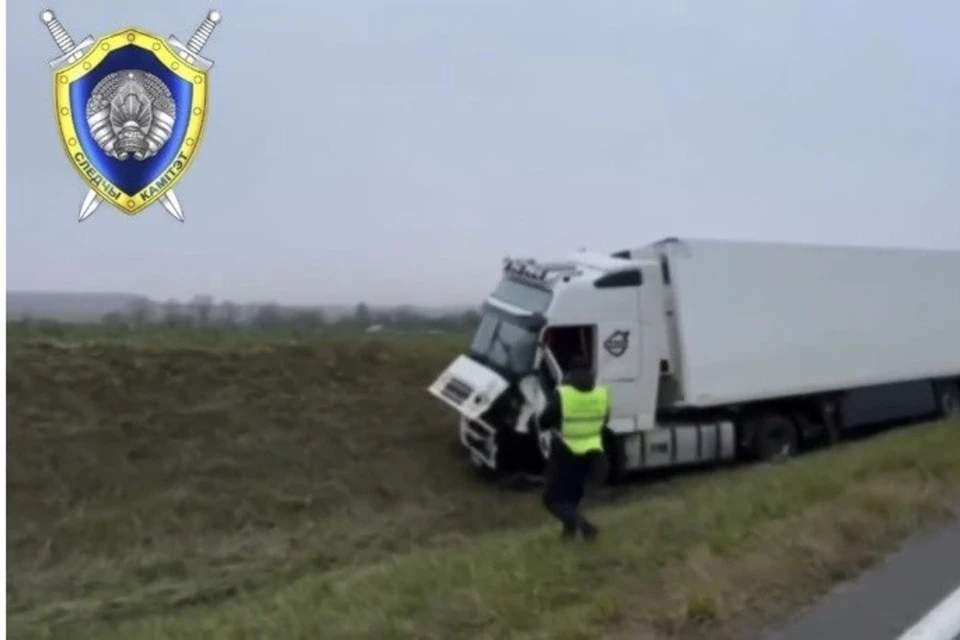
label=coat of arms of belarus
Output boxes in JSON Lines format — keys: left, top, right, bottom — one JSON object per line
{"left": 39, "top": 9, "right": 223, "bottom": 222}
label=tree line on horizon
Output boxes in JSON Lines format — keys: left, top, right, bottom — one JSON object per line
{"left": 80, "top": 296, "right": 482, "bottom": 332}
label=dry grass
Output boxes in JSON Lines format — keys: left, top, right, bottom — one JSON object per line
{"left": 7, "top": 330, "right": 960, "bottom": 639}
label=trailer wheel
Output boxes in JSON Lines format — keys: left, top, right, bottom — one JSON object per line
{"left": 939, "top": 383, "right": 960, "bottom": 418}
{"left": 750, "top": 414, "right": 798, "bottom": 463}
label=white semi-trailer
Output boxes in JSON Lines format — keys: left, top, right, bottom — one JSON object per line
{"left": 428, "top": 237, "right": 960, "bottom": 479}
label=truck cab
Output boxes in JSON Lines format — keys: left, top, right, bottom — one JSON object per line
{"left": 428, "top": 251, "right": 672, "bottom": 475}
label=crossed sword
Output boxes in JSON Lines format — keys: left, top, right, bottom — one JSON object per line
{"left": 40, "top": 9, "right": 222, "bottom": 222}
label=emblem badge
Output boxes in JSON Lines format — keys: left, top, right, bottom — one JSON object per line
{"left": 603, "top": 330, "right": 630, "bottom": 357}
{"left": 39, "top": 9, "right": 223, "bottom": 222}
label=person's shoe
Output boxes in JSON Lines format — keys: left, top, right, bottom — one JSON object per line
{"left": 580, "top": 520, "right": 599, "bottom": 542}
{"left": 560, "top": 527, "right": 577, "bottom": 542}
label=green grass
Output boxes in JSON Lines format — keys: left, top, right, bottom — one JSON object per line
{"left": 7, "top": 334, "right": 505, "bottom": 627}
{"left": 7, "top": 328, "right": 960, "bottom": 639}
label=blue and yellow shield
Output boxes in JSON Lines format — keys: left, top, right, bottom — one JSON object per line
{"left": 54, "top": 28, "right": 207, "bottom": 215}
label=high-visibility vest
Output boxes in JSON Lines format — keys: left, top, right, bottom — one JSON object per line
{"left": 558, "top": 385, "right": 609, "bottom": 455}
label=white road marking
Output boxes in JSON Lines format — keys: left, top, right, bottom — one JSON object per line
{"left": 897, "top": 583, "right": 960, "bottom": 640}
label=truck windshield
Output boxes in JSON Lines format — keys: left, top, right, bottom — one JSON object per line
{"left": 490, "top": 278, "right": 552, "bottom": 314}
{"left": 469, "top": 313, "right": 539, "bottom": 377}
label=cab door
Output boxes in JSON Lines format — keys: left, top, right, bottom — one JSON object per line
{"left": 592, "top": 279, "right": 646, "bottom": 432}
{"left": 513, "top": 341, "right": 562, "bottom": 435}
{"left": 595, "top": 321, "right": 641, "bottom": 383}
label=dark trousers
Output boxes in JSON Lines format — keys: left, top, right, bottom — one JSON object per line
{"left": 542, "top": 437, "right": 601, "bottom": 533}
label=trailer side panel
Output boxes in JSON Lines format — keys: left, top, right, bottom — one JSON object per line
{"left": 655, "top": 239, "right": 960, "bottom": 407}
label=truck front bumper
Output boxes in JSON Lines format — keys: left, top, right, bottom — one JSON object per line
{"left": 459, "top": 415, "right": 498, "bottom": 469}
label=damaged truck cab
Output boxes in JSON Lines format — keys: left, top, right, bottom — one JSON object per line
{"left": 428, "top": 244, "right": 724, "bottom": 477}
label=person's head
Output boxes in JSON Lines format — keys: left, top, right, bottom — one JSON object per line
{"left": 564, "top": 355, "right": 595, "bottom": 391}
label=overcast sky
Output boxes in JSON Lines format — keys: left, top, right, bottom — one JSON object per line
{"left": 8, "top": 0, "right": 959, "bottom": 306}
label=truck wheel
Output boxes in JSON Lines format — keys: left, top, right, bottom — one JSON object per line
{"left": 939, "top": 383, "right": 960, "bottom": 418}
{"left": 496, "top": 426, "right": 547, "bottom": 477}
{"left": 601, "top": 430, "right": 624, "bottom": 484}
{"left": 750, "top": 414, "right": 798, "bottom": 463}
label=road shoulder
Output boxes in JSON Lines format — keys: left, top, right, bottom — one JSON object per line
{"left": 763, "top": 513, "right": 960, "bottom": 640}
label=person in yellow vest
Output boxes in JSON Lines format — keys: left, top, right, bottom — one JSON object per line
{"left": 539, "top": 356, "right": 610, "bottom": 541}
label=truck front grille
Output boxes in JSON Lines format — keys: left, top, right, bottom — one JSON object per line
{"left": 441, "top": 377, "right": 473, "bottom": 405}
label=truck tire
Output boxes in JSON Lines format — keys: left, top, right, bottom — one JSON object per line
{"left": 749, "top": 414, "right": 798, "bottom": 463}
{"left": 601, "top": 430, "right": 624, "bottom": 484}
{"left": 497, "top": 426, "right": 547, "bottom": 477}
{"left": 939, "top": 383, "right": 960, "bottom": 418}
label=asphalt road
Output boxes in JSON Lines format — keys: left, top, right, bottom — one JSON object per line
{"left": 762, "top": 515, "right": 960, "bottom": 640}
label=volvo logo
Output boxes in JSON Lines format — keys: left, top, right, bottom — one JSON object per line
{"left": 603, "top": 330, "right": 629, "bottom": 357}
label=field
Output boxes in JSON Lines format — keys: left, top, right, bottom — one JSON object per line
{"left": 7, "top": 325, "right": 960, "bottom": 639}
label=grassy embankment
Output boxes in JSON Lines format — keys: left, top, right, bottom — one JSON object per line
{"left": 7, "top": 325, "right": 960, "bottom": 639}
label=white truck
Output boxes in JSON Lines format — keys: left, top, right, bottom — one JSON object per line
{"left": 428, "top": 237, "right": 960, "bottom": 480}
